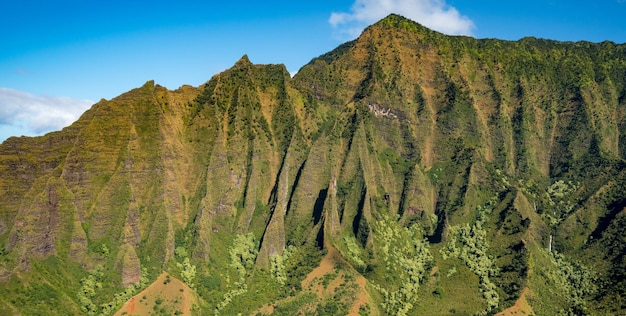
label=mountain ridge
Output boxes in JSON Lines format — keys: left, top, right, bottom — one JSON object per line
{"left": 1, "top": 14, "right": 626, "bottom": 315}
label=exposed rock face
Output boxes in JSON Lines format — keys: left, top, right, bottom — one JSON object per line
{"left": 1, "top": 14, "right": 626, "bottom": 315}
{"left": 69, "top": 220, "right": 88, "bottom": 262}
{"left": 117, "top": 244, "right": 141, "bottom": 287}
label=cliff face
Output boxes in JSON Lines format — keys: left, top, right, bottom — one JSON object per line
{"left": 1, "top": 14, "right": 626, "bottom": 315}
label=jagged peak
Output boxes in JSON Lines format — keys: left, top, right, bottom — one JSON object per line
{"left": 235, "top": 54, "right": 252, "bottom": 66}
{"left": 217, "top": 54, "right": 291, "bottom": 82}
{"left": 143, "top": 79, "right": 155, "bottom": 87}
{"left": 232, "top": 54, "right": 290, "bottom": 73}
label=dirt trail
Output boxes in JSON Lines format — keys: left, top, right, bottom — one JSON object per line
{"left": 302, "top": 245, "right": 341, "bottom": 287}
{"left": 495, "top": 287, "right": 534, "bottom": 316}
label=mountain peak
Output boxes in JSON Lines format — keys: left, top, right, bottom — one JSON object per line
{"left": 371, "top": 14, "right": 436, "bottom": 35}
{"left": 378, "top": 13, "right": 412, "bottom": 24}
{"left": 3, "top": 10, "right": 626, "bottom": 316}
{"left": 235, "top": 54, "right": 252, "bottom": 66}
{"left": 142, "top": 79, "right": 155, "bottom": 88}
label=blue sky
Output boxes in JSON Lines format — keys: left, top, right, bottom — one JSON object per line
{"left": 1, "top": 0, "right": 625, "bottom": 142}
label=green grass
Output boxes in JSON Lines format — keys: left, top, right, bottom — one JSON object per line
{"left": 2, "top": 13, "right": 626, "bottom": 316}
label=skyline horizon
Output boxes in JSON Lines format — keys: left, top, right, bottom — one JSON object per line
{"left": 1, "top": 0, "right": 625, "bottom": 142}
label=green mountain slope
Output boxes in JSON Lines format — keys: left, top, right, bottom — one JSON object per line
{"left": 1, "top": 14, "right": 626, "bottom": 315}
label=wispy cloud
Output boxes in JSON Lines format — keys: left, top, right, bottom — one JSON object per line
{"left": 329, "top": 0, "right": 474, "bottom": 38}
{"left": 0, "top": 88, "right": 92, "bottom": 140}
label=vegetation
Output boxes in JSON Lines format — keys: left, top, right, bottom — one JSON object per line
{"left": 1, "top": 13, "right": 625, "bottom": 316}
{"left": 547, "top": 251, "right": 598, "bottom": 315}
{"left": 214, "top": 233, "right": 258, "bottom": 315}
{"left": 269, "top": 245, "right": 296, "bottom": 285}
{"left": 371, "top": 214, "right": 433, "bottom": 315}
{"left": 442, "top": 199, "right": 500, "bottom": 314}
{"left": 76, "top": 266, "right": 104, "bottom": 314}
{"left": 76, "top": 266, "right": 150, "bottom": 315}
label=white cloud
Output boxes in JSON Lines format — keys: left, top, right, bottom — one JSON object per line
{"left": 329, "top": 0, "right": 474, "bottom": 38}
{"left": 0, "top": 88, "right": 92, "bottom": 141}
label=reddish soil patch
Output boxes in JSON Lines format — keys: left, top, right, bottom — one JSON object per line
{"left": 127, "top": 297, "right": 135, "bottom": 314}
{"left": 302, "top": 245, "right": 342, "bottom": 288}
{"left": 114, "top": 272, "right": 197, "bottom": 316}
{"left": 302, "top": 245, "right": 374, "bottom": 315}
{"left": 348, "top": 274, "right": 369, "bottom": 316}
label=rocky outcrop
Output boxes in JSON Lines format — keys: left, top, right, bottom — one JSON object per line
{"left": 1, "top": 14, "right": 626, "bottom": 315}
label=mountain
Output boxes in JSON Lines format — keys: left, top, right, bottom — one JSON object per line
{"left": 1, "top": 14, "right": 626, "bottom": 315}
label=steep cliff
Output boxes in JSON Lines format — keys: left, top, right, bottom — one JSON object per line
{"left": 1, "top": 14, "right": 625, "bottom": 315}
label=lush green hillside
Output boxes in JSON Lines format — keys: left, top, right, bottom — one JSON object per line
{"left": 1, "top": 14, "right": 626, "bottom": 315}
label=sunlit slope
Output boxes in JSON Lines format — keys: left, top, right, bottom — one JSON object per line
{"left": 1, "top": 14, "right": 625, "bottom": 315}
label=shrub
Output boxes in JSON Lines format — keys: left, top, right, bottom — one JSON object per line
{"left": 372, "top": 214, "right": 433, "bottom": 315}
{"left": 441, "top": 199, "right": 500, "bottom": 314}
